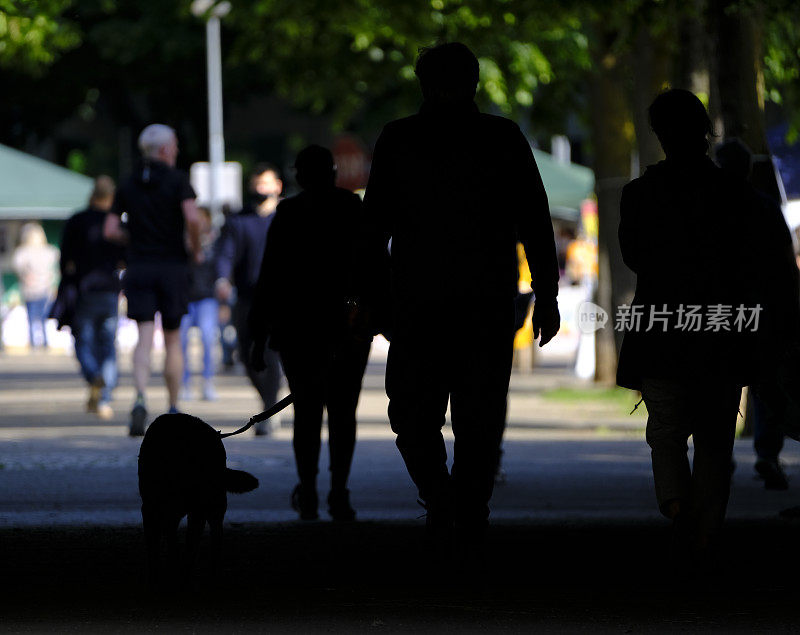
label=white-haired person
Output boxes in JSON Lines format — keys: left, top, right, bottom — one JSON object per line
{"left": 12, "top": 222, "right": 59, "bottom": 349}
{"left": 104, "top": 124, "right": 202, "bottom": 436}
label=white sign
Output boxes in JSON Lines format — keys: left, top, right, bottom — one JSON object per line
{"left": 190, "top": 161, "right": 243, "bottom": 211}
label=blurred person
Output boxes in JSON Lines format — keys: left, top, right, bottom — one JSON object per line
{"left": 555, "top": 227, "right": 576, "bottom": 278}
{"left": 179, "top": 206, "right": 220, "bottom": 401}
{"left": 216, "top": 163, "right": 284, "bottom": 435}
{"left": 716, "top": 138, "right": 800, "bottom": 490}
{"left": 249, "top": 145, "right": 371, "bottom": 520}
{"left": 617, "top": 90, "right": 785, "bottom": 566}
{"left": 565, "top": 232, "right": 598, "bottom": 285}
{"left": 0, "top": 271, "right": 4, "bottom": 351}
{"left": 60, "top": 176, "right": 125, "bottom": 419}
{"left": 217, "top": 205, "right": 237, "bottom": 371}
{"left": 12, "top": 222, "right": 58, "bottom": 349}
{"left": 362, "top": 42, "right": 560, "bottom": 553}
{"left": 104, "top": 123, "right": 202, "bottom": 436}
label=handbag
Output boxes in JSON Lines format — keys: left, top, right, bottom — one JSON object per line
{"left": 48, "top": 279, "right": 78, "bottom": 331}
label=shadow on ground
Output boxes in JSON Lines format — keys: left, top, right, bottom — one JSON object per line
{"left": 3, "top": 520, "right": 800, "bottom": 631}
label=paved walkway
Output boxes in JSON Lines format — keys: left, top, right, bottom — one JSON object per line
{"left": 0, "top": 348, "right": 797, "bottom": 527}
{"left": 4, "top": 349, "right": 800, "bottom": 631}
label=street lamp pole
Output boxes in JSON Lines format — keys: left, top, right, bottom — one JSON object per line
{"left": 192, "top": 0, "right": 230, "bottom": 220}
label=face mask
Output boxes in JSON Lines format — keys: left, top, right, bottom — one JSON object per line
{"left": 251, "top": 192, "right": 272, "bottom": 205}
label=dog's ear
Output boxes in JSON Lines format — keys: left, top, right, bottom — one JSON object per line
{"left": 224, "top": 468, "right": 259, "bottom": 493}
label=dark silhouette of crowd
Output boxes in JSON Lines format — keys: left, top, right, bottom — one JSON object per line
{"left": 26, "top": 42, "right": 800, "bottom": 577}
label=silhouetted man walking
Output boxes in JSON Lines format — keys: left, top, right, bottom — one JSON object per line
{"left": 362, "top": 43, "right": 560, "bottom": 544}
{"left": 249, "top": 146, "right": 371, "bottom": 521}
{"left": 617, "top": 90, "right": 782, "bottom": 565}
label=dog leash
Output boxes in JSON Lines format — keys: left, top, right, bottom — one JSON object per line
{"left": 219, "top": 394, "right": 294, "bottom": 439}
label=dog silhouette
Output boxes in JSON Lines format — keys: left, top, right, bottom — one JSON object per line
{"left": 138, "top": 413, "right": 258, "bottom": 582}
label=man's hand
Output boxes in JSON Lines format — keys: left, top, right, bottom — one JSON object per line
{"left": 532, "top": 301, "right": 560, "bottom": 348}
{"left": 249, "top": 338, "right": 267, "bottom": 372}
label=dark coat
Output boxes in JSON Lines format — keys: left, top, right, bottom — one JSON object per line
{"left": 616, "top": 156, "right": 792, "bottom": 390}
{"left": 216, "top": 202, "right": 276, "bottom": 298}
{"left": 361, "top": 100, "right": 559, "bottom": 332}
{"left": 248, "top": 186, "right": 364, "bottom": 350}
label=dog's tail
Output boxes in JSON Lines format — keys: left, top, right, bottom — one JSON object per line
{"left": 225, "top": 468, "right": 259, "bottom": 493}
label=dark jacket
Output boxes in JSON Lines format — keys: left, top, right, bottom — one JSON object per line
{"left": 361, "top": 100, "right": 559, "bottom": 331}
{"left": 248, "top": 186, "right": 363, "bottom": 350}
{"left": 60, "top": 206, "right": 125, "bottom": 294}
{"left": 616, "top": 155, "right": 787, "bottom": 390}
{"left": 216, "top": 201, "right": 275, "bottom": 298}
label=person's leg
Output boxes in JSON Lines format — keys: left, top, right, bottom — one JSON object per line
{"left": 163, "top": 328, "right": 183, "bottom": 411}
{"left": 449, "top": 323, "right": 514, "bottom": 533}
{"left": 72, "top": 301, "right": 99, "bottom": 385}
{"left": 196, "top": 297, "right": 219, "bottom": 400}
{"left": 26, "top": 299, "right": 46, "bottom": 348}
{"left": 752, "top": 381, "right": 788, "bottom": 489}
{"left": 236, "top": 296, "right": 282, "bottom": 427}
{"left": 95, "top": 293, "right": 119, "bottom": 405}
{"left": 281, "top": 344, "right": 325, "bottom": 519}
{"left": 39, "top": 298, "right": 49, "bottom": 348}
{"left": 641, "top": 378, "right": 693, "bottom": 519}
{"left": 387, "top": 332, "right": 451, "bottom": 512}
{"left": 130, "top": 320, "right": 154, "bottom": 435}
{"left": 133, "top": 321, "right": 155, "bottom": 399}
{"left": 236, "top": 296, "right": 271, "bottom": 402}
{"left": 218, "top": 300, "right": 237, "bottom": 368}
{"left": 155, "top": 262, "right": 189, "bottom": 412}
{"left": 690, "top": 383, "right": 742, "bottom": 544}
{"left": 25, "top": 301, "right": 36, "bottom": 349}
{"left": 124, "top": 264, "right": 160, "bottom": 434}
{"left": 326, "top": 338, "right": 371, "bottom": 495}
{"left": 179, "top": 305, "right": 195, "bottom": 388}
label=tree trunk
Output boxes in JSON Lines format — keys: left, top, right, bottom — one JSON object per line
{"left": 712, "top": 0, "right": 779, "bottom": 202}
{"left": 589, "top": 26, "right": 636, "bottom": 385}
{"left": 631, "top": 20, "right": 671, "bottom": 173}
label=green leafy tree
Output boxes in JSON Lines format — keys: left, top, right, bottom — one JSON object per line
{"left": 0, "top": 0, "right": 79, "bottom": 72}
{"left": 227, "top": 0, "right": 590, "bottom": 135}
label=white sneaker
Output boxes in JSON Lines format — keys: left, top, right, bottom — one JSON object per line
{"left": 96, "top": 403, "right": 114, "bottom": 420}
{"left": 202, "top": 379, "right": 218, "bottom": 401}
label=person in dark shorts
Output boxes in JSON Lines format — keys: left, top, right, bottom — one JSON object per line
{"left": 249, "top": 146, "right": 371, "bottom": 521}
{"left": 216, "top": 163, "right": 284, "bottom": 435}
{"left": 60, "top": 176, "right": 125, "bottom": 420}
{"left": 104, "top": 124, "right": 202, "bottom": 436}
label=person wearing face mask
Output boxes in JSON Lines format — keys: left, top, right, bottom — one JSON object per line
{"left": 215, "top": 163, "right": 284, "bottom": 435}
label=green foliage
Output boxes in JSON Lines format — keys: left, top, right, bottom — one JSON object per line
{"left": 763, "top": 4, "right": 800, "bottom": 143}
{"left": 0, "top": 0, "right": 79, "bottom": 72}
{"left": 227, "top": 0, "right": 590, "bottom": 131}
